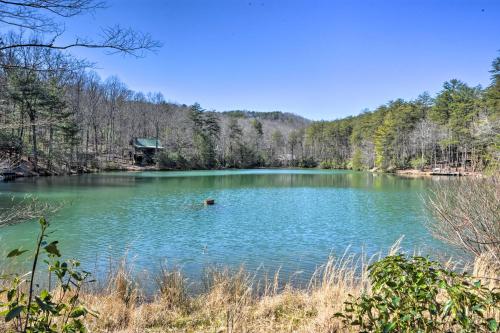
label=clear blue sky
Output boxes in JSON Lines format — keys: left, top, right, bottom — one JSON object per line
{"left": 64, "top": 0, "right": 499, "bottom": 120}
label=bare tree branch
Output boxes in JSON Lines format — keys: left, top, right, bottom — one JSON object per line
{"left": 0, "top": 26, "right": 161, "bottom": 57}
{"left": 0, "top": 0, "right": 104, "bottom": 31}
{"left": 0, "top": 194, "right": 62, "bottom": 226}
{"left": 424, "top": 176, "right": 500, "bottom": 265}
{"left": 0, "top": 0, "right": 161, "bottom": 57}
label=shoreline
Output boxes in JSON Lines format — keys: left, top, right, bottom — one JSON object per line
{"left": 394, "top": 168, "right": 483, "bottom": 178}
{"left": 1, "top": 159, "right": 485, "bottom": 181}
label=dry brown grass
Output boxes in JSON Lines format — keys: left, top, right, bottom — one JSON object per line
{"left": 1, "top": 244, "right": 498, "bottom": 333}
{"left": 77, "top": 244, "right": 409, "bottom": 333}
{"left": 78, "top": 239, "right": 499, "bottom": 333}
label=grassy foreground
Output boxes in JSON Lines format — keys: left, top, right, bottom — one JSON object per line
{"left": 1, "top": 239, "right": 499, "bottom": 332}
{"left": 80, "top": 254, "right": 499, "bottom": 333}
{"left": 80, "top": 253, "right": 370, "bottom": 333}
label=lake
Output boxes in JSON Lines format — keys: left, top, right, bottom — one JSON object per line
{"left": 0, "top": 169, "right": 457, "bottom": 284}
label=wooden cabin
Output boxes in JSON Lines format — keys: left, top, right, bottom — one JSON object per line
{"left": 130, "top": 138, "right": 164, "bottom": 165}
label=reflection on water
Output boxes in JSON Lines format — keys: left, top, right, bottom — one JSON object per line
{"left": 0, "top": 169, "right": 456, "bottom": 285}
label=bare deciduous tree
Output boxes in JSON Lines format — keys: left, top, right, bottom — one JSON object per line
{"left": 0, "top": 0, "right": 161, "bottom": 57}
{"left": 425, "top": 176, "right": 500, "bottom": 265}
{"left": 0, "top": 194, "right": 62, "bottom": 226}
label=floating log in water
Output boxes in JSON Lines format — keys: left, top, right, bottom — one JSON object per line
{"left": 204, "top": 198, "right": 215, "bottom": 205}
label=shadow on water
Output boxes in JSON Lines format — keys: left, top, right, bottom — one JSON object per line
{"left": 1, "top": 169, "right": 435, "bottom": 193}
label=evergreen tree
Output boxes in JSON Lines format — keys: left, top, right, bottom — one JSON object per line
{"left": 227, "top": 117, "right": 243, "bottom": 167}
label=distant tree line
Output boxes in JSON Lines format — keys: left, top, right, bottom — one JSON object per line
{"left": 305, "top": 58, "right": 500, "bottom": 173}
{"left": 1, "top": 55, "right": 499, "bottom": 173}
{"left": 0, "top": 0, "right": 498, "bottom": 174}
{"left": 0, "top": 0, "right": 500, "bottom": 173}
{"left": 0, "top": 50, "right": 310, "bottom": 173}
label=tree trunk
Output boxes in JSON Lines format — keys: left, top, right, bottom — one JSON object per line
{"left": 30, "top": 115, "right": 38, "bottom": 173}
{"left": 86, "top": 129, "right": 89, "bottom": 154}
{"left": 94, "top": 124, "right": 99, "bottom": 156}
{"left": 48, "top": 125, "right": 53, "bottom": 172}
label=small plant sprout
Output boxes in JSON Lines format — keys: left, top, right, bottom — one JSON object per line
{"left": 0, "top": 217, "right": 97, "bottom": 333}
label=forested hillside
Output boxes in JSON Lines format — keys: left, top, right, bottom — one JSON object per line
{"left": 0, "top": 43, "right": 310, "bottom": 173}
{"left": 305, "top": 61, "right": 500, "bottom": 173}
{"left": 0, "top": 47, "right": 498, "bottom": 174}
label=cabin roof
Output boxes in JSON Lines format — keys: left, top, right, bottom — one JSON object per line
{"left": 132, "top": 138, "right": 164, "bottom": 149}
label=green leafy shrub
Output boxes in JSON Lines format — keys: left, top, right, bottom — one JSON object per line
{"left": 319, "top": 159, "right": 347, "bottom": 169}
{"left": 350, "top": 147, "right": 365, "bottom": 171}
{"left": 336, "top": 255, "right": 499, "bottom": 332}
{"left": 297, "top": 157, "right": 317, "bottom": 168}
{"left": 101, "top": 161, "right": 126, "bottom": 171}
{"left": 157, "top": 152, "right": 190, "bottom": 170}
{"left": 0, "top": 217, "right": 96, "bottom": 332}
{"left": 319, "top": 160, "right": 334, "bottom": 169}
{"left": 410, "top": 157, "right": 428, "bottom": 170}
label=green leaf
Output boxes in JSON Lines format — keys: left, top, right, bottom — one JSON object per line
{"left": 39, "top": 217, "right": 47, "bottom": 227}
{"left": 5, "top": 305, "right": 24, "bottom": 322}
{"left": 442, "top": 300, "right": 453, "bottom": 316}
{"left": 70, "top": 306, "right": 87, "bottom": 318}
{"left": 35, "top": 296, "right": 51, "bottom": 312}
{"left": 44, "top": 241, "right": 61, "bottom": 257}
{"left": 401, "top": 314, "right": 412, "bottom": 322}
{"left": 7, "top": 289, "right": 16, "bottom": 301}
{"left": 7, "top": 248, "right": 28, "bottom": 258}
{"left": 383, "top": 322, "right": 396, "bottom": 333}
{"left": 40, "top": 289, "right": 49, "bottom": 300}
{"left": 487, "top": 318, "right": 497, "bottom": 332}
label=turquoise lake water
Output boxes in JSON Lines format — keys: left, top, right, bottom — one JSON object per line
{"left": 0, "top": 169, "right": 457, "bottom": 283}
